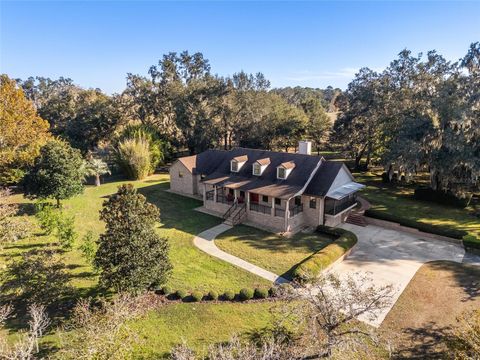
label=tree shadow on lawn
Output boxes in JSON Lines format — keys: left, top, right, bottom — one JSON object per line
{"left": 137, "top": 182, "right": 221, "bottom": 236}
{"left": 392, "top": 322, "right": 453, "bottom": 359}
{"left": 427, "top": 261, "right": 480, "bottom": 302}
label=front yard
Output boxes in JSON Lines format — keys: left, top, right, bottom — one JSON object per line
{"left": 216, "top": 225, "right": 334, "bottom": 278}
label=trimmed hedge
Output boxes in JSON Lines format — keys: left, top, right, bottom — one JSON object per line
{"left": 239, "top": 288, "right": 254, "bottom": 301}
{"left": 254, "top": 288, "right": 269, "bottom": 299}
{"left": 414, "top": 187, "right": 471, "bottom": 208}
{"left": 364, "top": 209, "right": 468, "bottom": 240}
{"left": 292, "top": 225, "right": 357, "bottom": 283}
{"left": 208, "top": 290, "right": 219, "bottom": 300}
{"left": 175, "top": 290, "right": 187, "bottom": 300}
{"left": 191, "top": 291, "right": 203, "bottom": 302}
{"left": 223, "top": 290, "right": 235, "bottom": 301}
{"left": 463, "top": 234, "right": 480, "bottom": 251}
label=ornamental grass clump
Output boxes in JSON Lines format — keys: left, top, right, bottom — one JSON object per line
{"left": 115, "top": 137, "right": 151, "bottom": 180}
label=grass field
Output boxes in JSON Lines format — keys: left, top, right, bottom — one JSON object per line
{"left": 381, "top": 260, "right": 480, "bottom": 358}
{"left": 355, "top": 171, "right": 480, "bottom": 238}
{"left": 1, "top": 174, "right": 270, "bottom": 297}
{"left": 216, "top": 225, "right": 334, "bottom": 278}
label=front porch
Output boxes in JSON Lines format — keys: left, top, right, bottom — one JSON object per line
{"left": 203, "top": 184, "right": 306, "bottom": 233}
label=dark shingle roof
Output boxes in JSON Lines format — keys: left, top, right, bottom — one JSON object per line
{"left": 181, "top": 147, "right": 349, "bottom": 198}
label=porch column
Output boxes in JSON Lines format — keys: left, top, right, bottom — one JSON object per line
{"left": 213, "top": 185, "right": 217, "bottom": 203}
{"left": 234, "top": 189, "right": 237, "bottom": 201}
{"left": 246, "top": 191, "right": 250, "bottom": 210}
{"left": 284, "top": 198, "right": 290, "bottom": 231}
{"left": 271, "top": 197, "right": 275, "bottom": 217}
{"left": 319, "top": 197, "right": 325, "bottom": 225}
{"left": 203, "top": 183, "right": 206, "bottom": 203}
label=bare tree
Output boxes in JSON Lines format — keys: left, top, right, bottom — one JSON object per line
{"left": 0, "top": 303, "right": 50, "bottom": 360}
{"left": 281, "top": 272, "right": 394, "bottom": 358}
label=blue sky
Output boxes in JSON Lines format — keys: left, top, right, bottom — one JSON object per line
{"left": 1, "top": 1, "right": 479, "bottom": 94}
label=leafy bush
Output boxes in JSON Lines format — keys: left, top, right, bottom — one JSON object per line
{"left": 254, "top": 288, "right": 269, "bottom": 299}
{"left": 364, "top": 209, "right": 468, "bottom": 239}
{"left": 115, "top": 137, "right": 151, "bottom": 180}
{"left": 223, "top": 290, "right": 235, "bottom": 301}
{"left": 176, "top": 290, "right": 187, "bottom": 300}
{"left": 79, "top": 231, "right": 96, "bottom": 264}
{"left": 208, "top": 290, "right": 218, "bottom": 300}
{"left": 191, "top": 291, "right": 203, "bottom": 302}
{"left": 268, "top": 287, "right": 278, "bottom": 297}
{"left": 239, "top": 288, "right": 254, "bottom": 301}
{"left": 414, "top": 187, "right": 471, "bottom": 208}
{"left": 56, "top": 214, "right": 77, "bottom": 250}
{"left": 35, "top": 202, "right": 59, "bottom": 235}
{"left": 463, "top": 234, "right": 480, "bottom": 251}
{"left": 161, "top": 286, "right": 173, "bottom": 295}
{"left": 292, "top": 226, "right": 357, "bottom": 283}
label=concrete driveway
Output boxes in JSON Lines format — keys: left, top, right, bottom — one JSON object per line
{"left": 329, "top": 223, "right": 466, "bottom": 327}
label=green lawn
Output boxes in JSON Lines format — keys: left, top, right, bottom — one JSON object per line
{"left": 1, "top": 174, "right": 270, "bottom": 297}
{"left": 355, "top": 171, "right": 480, "bottom": 238}
{"left": 129, "top": 301, "right": 278, "bottom": 359}
{"left": 216, "top": 225, "right": 334, "bottom": 279}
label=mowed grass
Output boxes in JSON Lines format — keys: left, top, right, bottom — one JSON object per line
{"left": 129, "top": 301, "right": 278, "bottom": 359}
{"left": 381, "top": 261, "right": 480, "bottom": 358}
{"left": 216, "top": 225, "right": 334, "bottom": 279}
{"left": 1, "top": 174, "right": 270, "bottom": 296}
{"left": 354, "top": 171, "right": 480, "bottom": 238}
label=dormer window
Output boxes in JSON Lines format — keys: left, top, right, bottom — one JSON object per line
{"left": 253, "top": 158, "right": 270, "bottom": 176}
{"left": 277, "top": 161, "right": 295, "bottom": 180}
{"left": 231, "top": 155, "right": 248, "bottom": 173}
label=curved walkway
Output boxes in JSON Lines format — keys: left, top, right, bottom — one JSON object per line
{"left": 193, "top": 223, "right": 290, "bottom": 284}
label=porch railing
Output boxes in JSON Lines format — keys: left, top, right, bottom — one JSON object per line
{"left": 325, "top": 196, "right": 357, "bottom": 216}
{"left": 289, "top": 204, "right": 303, "bottom": 218}
{"left": 217, "top": 193, "right": 234, "bottom": 204}
{"left": 249, "top": 202, "right": 271, "bottom": 215}
{"left": 274, "top": 207, "right": 285, "bottom": 217}
{"left": 205, "top": 190, "right": 214, "bottom": 201}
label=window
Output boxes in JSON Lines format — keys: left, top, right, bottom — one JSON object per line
{"left": 179, "top": 172, "right": 184, "bottom": 178}
{"left": 253, "top": 163, "right": 261, "bottom": 176}
{"left": 231, "top": 161, "right": 238, "bottom": 172}
{"left": 294, "top": 196, "right": 301, "bottom": 206}
{"left": 275, "top": 198, "right": 281, "bottom": 206}
{"left": 277, "top": 167, "right": 286, "bottom": 179}
{"left": 309, "top": 197, "right": 316, "bottom": 209}
{"left": 262, "top": 195, "right": 268, "bottom": 203}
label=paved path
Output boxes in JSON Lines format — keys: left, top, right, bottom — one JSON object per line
{"left": 327, "top": 223, "right": 466, "bottom": 327}
{"left": 193, "top": 223, "right": 289, "bottom": 284}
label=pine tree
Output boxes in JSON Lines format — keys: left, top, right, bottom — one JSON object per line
{"left": 94, "top": 184, "right": 171, "bottom": 293}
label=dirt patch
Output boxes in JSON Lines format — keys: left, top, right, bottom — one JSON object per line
{"left": 381, "top": 261, "right": 480, "bottom": 358}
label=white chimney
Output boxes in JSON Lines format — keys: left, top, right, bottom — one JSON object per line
{"left": 298, "top": 140, "right": 312, "bottom": 155}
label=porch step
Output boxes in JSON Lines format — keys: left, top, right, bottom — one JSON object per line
{"left": 346, "top": 213, "right": 368, "bottom": 227}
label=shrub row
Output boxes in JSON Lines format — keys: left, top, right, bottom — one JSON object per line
{"left": 414, "top": 187, "right": 471, "bottom": 208}
{"left": 463, "top": 234, "right": 480, "bottom": 251}
{"left": 159, "top": 286, "right": 277, "bottom": 302}
{"left": 364, "top": 209, "right": 468, "bottom": 240}
{"left": 291, "top": 225, "right": 358, "bottom": 283}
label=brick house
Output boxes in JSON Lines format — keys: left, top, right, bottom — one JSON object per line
{"left": 169, "top": 141, "right": 364, "bottom": 233}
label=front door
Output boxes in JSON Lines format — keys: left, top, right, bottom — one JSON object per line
{"left": 250, "top": 193, "right": 259, "bottom": 203}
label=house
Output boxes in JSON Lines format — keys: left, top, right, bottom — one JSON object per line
{"left": 169, "top": 141, "right": 364, "bottom": 234}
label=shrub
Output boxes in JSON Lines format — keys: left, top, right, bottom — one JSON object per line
{"left": 191, "top": 291, "right": 203, "bottom": 302}
{"left": 239, "top": 288, "right": 254, "bottom": 301}
{"left": 292, "top": 226, "right": 357, "bottom": 283}
{"left": 268, "top": 286, "right": 278, "bottom": 297}
{"left": 56, "top": 214, "right": 77, "bottom": 250}
{"left": 79, "top": 231, "right": 96, "bottom": 264}
{"left": 223, "top": 290, "right": 235, "bottom": 301}
{"left": 364, "top": 209, "right": 468, "bottom": 239}
{"left": 35, "top": 202, "right": 59, "bottom": 235}
{"left": 208, "top": 290, "right": 218, "bottom": 300}
{"left": 161, "top": 286, "right": 173, "bottom": 296}
{"left": 463, "top": 234, "right": 480, "bottom": 251}
{"left": 176, "top": 290, "right": 187, "bottom": 300}
{"left": 414, "top": 187, "right": 471, "bottom": 208}
{"left": 254, "top": 288, "right": 269, "bottom": 299}
{"left": 115, "top": 137, "right": 151, "bottom": 180}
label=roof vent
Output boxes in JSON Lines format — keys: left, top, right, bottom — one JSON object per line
{"left": 298, "top": 141, "right": 312, "bottom": 155}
